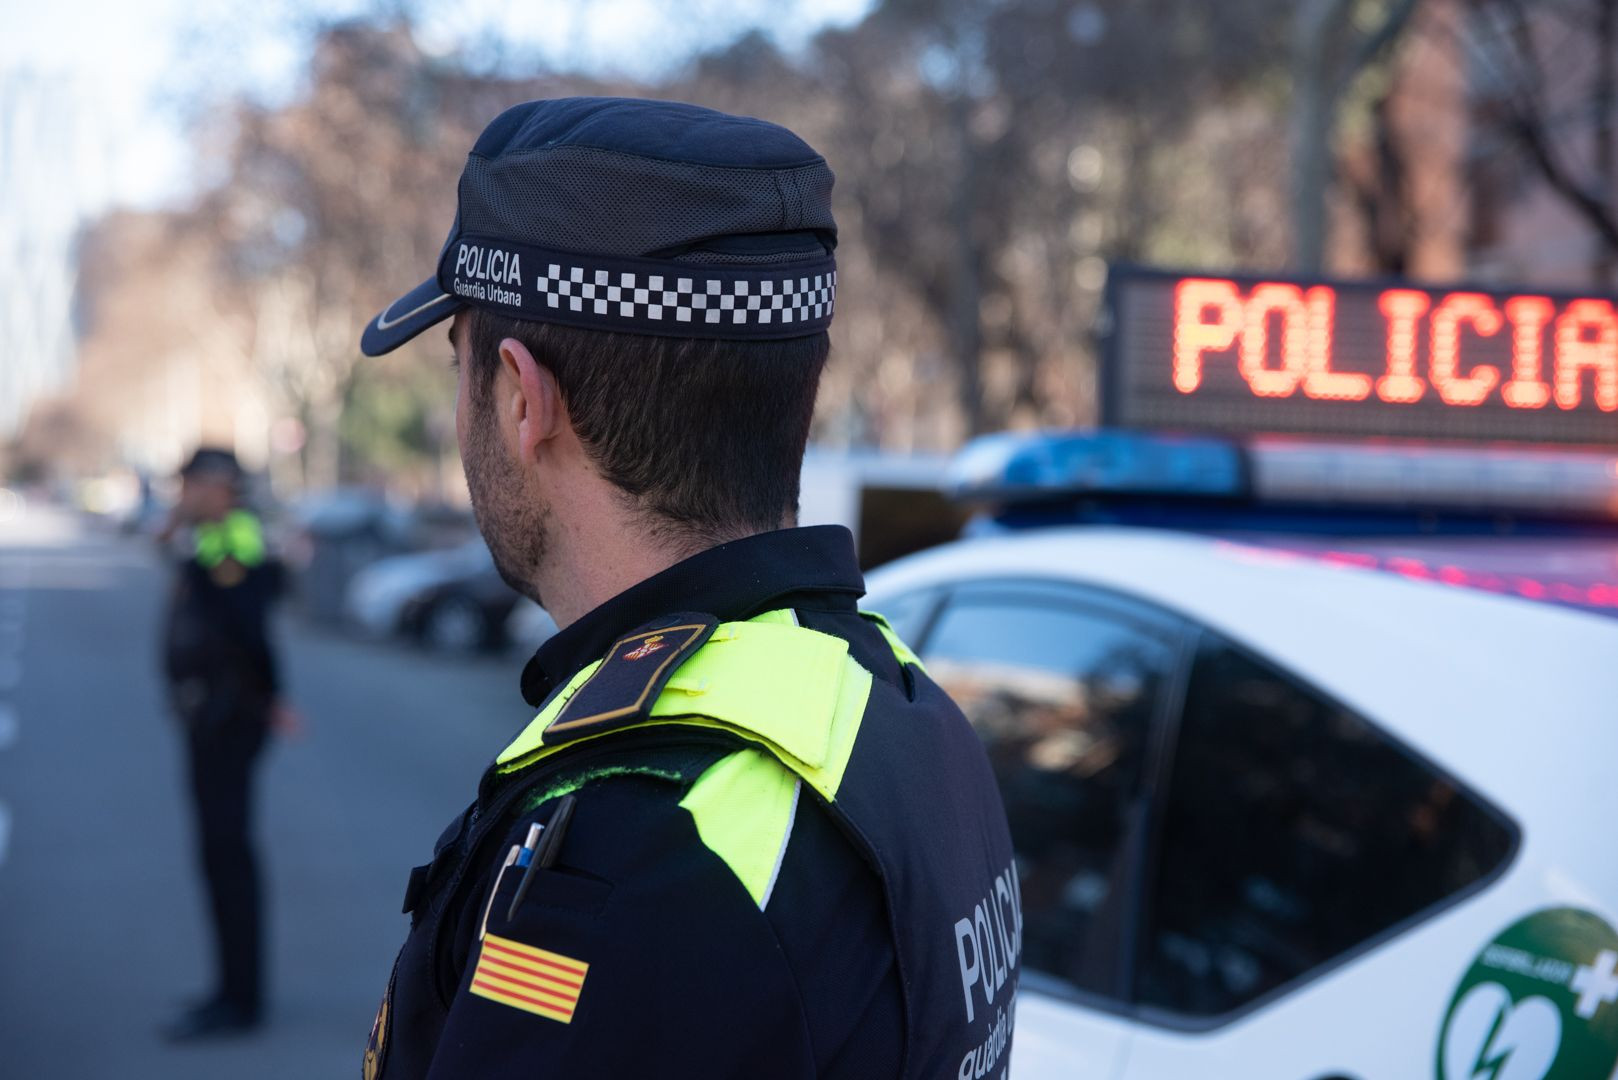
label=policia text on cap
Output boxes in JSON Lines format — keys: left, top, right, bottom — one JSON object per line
{"left": 357, "top": 98, "right": 1020, "bottom": 1080}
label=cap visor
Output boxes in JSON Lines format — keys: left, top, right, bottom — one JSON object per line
{"left": 361, "top": 278, "right": 462, "bottom": 356}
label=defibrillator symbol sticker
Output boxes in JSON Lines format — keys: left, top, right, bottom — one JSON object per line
{"left": 1436, "top": 907, "right": 1618, "bottom": 1080}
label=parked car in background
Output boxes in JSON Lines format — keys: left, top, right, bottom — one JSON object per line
{"left": 345, "top": 538, "right": 521, "bottom": 653}
{"left": 285, "top": 490, "right": 474, "bottom": 624}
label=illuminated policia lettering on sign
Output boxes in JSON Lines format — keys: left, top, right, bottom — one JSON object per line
{"left": 1172, "top": 279, "right": 1617, "bottom": 411}
{"left": 1103, "top": 269, "right": 1618, "bottom": 444}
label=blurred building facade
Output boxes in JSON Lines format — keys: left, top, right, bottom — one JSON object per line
{"left": 0, "top": 71, "right": 115, "bottom": 438}
{"left": 70, "top": 211, "right": 276, "bottom": 479}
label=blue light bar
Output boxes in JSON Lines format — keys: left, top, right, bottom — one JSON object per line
{"left": 949, "top": 430, "right": 1247, "bottom": 502}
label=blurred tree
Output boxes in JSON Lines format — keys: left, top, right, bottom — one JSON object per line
{"left": 58, "top": 1, "right": 1415, "bottom": 479}
{"left": 1466, "top": 0, "right": 1618, "bottom": 283}
{"left": 1333, "top": 0, "right": 1471, "bottom": 279}
{"left": 1290, "top": 0, "right": 1421, "bottom": 272}
{"left": 796, "top": 0, "right": 1294, "bottom": 436}
{"left": 65, "top": 212, "right": 261, "bottom": 472}
{"left": 340, "top": 357, "right": 457, "bottom": 493}
{"left": 197, "top": 23, "right": 465, "bottom": 489}
{"left": 186, "top": 19, "right": 639, "bottom": 490}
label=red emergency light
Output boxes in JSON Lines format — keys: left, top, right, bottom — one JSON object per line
{"left": 1102, "top": 268, "right": 1618, "bottom": 445}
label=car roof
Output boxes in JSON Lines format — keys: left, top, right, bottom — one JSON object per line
{"left": 1226, "top": 533, "right": 1618, "bottom": 620}
{"left": 866, "top": 526, "right": 1618, "bottom": 839}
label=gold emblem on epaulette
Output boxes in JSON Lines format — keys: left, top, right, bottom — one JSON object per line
{"left": 543, "top": 622, "right": 713, "bottom": 738}
{"left": 623, "top": 635, "right": 667, "bottom": 661}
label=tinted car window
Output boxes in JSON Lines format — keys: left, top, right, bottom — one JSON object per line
{"left": 923, "top": 594, "right": 1176, "bottom": 999}
{"left": 1139, "top": 636, "right": 1517, "bottom": 1018}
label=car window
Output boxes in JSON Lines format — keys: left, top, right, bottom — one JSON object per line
{"left": 864, "top": 588, "right": 940, "bottom": 646}
{"left": 1139, "top": 635, "right": 1517, "bottom": 1019}
{"left": 922, "top": 593, "right": 1177, "bottom": 1000}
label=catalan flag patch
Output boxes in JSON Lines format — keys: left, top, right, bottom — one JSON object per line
{"left": 469, "top": 934, "right": 589, "bottom": 1023}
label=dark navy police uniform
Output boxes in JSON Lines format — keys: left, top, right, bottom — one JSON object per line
{"left": 164, "top": 498, "right": 282, "bottom": 1021}
{"left": 368, "top": 528, "right": 1020, "bottom": 1079}
{"left": 358, "top": 98, "right": 1020, "bottom": 1080}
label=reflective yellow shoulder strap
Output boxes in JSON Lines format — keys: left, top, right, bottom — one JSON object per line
{"left": 678, "top": 747, "right": 802, "bottom": 907}
{"left": 195, "top": 510, "right": 266, "bottom": 568}
{"left": 495, "top": 610, "right": 885, "bottom": 907}
{"left": 496, "top": 613, "right": 872, "bottom": 803}
{"left": 859, "top": 609, "right": 928, "bottom": 672}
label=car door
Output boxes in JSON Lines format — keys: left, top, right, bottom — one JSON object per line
{"left": 1118, "top": 633, "right": 1520, "bottom": 1079}
{"left": 904, "top": 581, "right": 1190, "bottom": 1080}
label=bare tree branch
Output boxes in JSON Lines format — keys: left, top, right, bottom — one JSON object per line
{"left": 1340, "top": 0, "right": 1424, "bottom": 97}
{"left": 1468, "top": 0, "right": 1618, "bottom": 257}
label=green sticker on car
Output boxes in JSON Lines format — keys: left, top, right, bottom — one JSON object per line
{"left": 1437, "top": 907, "right": 1618, "bottom": 1080}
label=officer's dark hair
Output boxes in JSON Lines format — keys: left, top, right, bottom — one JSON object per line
{"left": 466, "top": 309, "right": 829, "bottom": 545}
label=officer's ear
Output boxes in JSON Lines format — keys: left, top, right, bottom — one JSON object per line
{"left": 498, "top": 336, "right": 567, "bottom": 462}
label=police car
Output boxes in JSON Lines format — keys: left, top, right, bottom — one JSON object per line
{"left": 865, "top": 425, "right": 1618, "bottom": 1078}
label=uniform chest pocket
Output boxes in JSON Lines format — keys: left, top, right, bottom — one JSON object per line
{"left": 479, "top": 852, "right": 613, "bottom": 938}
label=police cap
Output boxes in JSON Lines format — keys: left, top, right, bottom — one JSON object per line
{"left": 177, "top": 446, "right": 245, "bottom": 482}
{"left": 360, "top": 97, "right": 838, "bottom": 356}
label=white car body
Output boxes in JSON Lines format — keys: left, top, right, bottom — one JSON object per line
{"left": 865, "top": 527, "right": 1618, "bottom": 1080}
{"left": 344, "top": 540, "right": 495, "bottom": 638}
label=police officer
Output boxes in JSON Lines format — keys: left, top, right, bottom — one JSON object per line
{"left": 357, "top": 98, "right": 1020, "bottom": 1079}
{"left": 158, "top": 448, "right": 291, "bottom": 1040}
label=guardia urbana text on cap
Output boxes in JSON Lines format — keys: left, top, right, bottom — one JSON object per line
{"left": 453, "top": 242, "right": 523, "bottom": 307}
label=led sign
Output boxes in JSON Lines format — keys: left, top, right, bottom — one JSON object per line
{"left": 1102, "top": 268, "right": 1618, "bottom": 445}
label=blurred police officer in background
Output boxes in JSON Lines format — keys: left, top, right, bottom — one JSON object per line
{"left": 358, "top": 98, "right": 1020, "bottom": 1079}
{"left": 157, "top": 448, "right": 295, "bottom": 1040}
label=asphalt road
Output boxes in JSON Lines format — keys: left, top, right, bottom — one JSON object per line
{"left": 0, "top": 503, "right": 534, "bottom": 1079}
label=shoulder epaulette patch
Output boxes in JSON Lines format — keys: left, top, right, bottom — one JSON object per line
{"left": 543, "top": 613, "right": 717, "bottom": 744}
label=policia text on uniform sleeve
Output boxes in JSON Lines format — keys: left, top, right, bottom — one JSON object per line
{"left": 356, "top": 97, "right": 1020, "bottom": 1080}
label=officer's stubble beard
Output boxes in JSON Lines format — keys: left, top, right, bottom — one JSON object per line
{"left": 462, "top": 375, "right": 553, "bottom": 609}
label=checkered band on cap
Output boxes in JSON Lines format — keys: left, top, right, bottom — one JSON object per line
{"left": 533, "top": 265, "right": 836, "bottom": 327}
{"left": 438, "top": 235, "right": 835, "bottom": 340}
